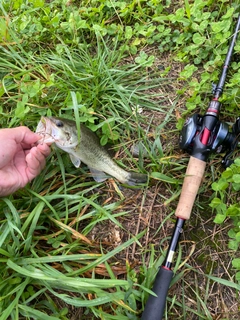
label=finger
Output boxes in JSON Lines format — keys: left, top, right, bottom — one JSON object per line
{"left": 25, "top": 147, "right": 46, "bottom": 180}
{"left": 8, "top": 127, "right": 40, "bottom": 145}
{"left": 36, "top": 143, "right": 51, "bottom": 157}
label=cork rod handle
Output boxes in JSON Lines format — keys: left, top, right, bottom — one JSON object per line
{"left": 175, "top": 156, "right": 206, "bottom": 220}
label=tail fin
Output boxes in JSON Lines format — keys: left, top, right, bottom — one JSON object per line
{"left": 126, "top": 172, "right": 148, "bottom": 186}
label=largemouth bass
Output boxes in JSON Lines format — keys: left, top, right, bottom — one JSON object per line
{"left": 36, "top": 116, "right": 147, "bottom": 185}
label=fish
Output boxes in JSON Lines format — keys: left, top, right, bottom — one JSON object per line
{"left": 36, "top": 116, "right": 148, "bottom": 185}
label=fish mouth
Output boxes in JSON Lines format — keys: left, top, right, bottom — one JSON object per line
{"left": 36, "top": 116, "right": 56, "bottom": 144}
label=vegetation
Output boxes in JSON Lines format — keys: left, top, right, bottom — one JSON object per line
{"left": 0, "top": 0, "right": 240, "bottom": 319}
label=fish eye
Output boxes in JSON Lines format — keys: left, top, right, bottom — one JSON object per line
{"left": 56, "top": 120, "right": 64, "bottom": 128}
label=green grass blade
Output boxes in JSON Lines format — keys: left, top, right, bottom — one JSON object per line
{"left": 18, "top": 304, "right": 59, "bottom": 320}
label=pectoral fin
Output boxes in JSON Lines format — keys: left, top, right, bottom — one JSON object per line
{"left": 70, "top": 154, "right": 81, "bottom": 168}
{"left": 89, "top": 167, "right": 109, "bottom": 182}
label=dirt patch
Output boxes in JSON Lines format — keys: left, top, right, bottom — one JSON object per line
{"left": 42, "top": 53, "right": 239, "bottom": 319}
{"left": 83, "top": 60, "right": 240, "bottom": 318}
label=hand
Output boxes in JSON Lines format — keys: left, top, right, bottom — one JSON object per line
{"left": 0, "top": 126, "right": 51, "bottom": 197}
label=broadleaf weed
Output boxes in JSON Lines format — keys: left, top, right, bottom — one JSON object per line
{"left": 0, "top": 0, "right": 240, "bottom": 318}
{"left": 210, "top": 159, "right": 240, "bottom": 278}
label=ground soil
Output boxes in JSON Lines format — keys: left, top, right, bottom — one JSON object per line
{"left": 87, "top": 56, "right": 240, "bottom": 319}
{"left": 50, "top": 54, "right": 240, "bottom": 320}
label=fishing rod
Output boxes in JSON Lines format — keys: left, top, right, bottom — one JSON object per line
{"left": 142, "top": 13, "right": 240, "bottom": 320}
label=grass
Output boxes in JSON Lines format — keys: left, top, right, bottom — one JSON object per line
{"left": 0, "top": 0, "right": 240, "bottom": 319}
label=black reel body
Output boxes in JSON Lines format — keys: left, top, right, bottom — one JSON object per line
{"left": 179, "top": 113, "right": 239, "bottom": 167}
